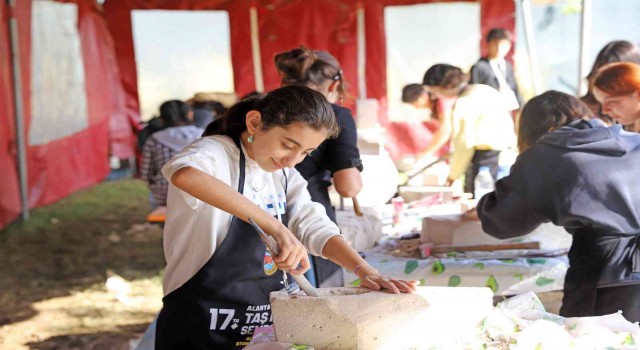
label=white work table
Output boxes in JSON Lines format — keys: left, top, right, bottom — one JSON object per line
{"left": 343, "top": 251, "right": 568, "bottom": 296}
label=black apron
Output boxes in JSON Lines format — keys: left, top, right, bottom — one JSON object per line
{"left": 560, "top": 228, "right": 640, "bottom": 322}
{"left": 304, "top": 170, "right": 344, "bottom": 288}
{"left": 155, "top": 142, "right": 288, "bottom": 349}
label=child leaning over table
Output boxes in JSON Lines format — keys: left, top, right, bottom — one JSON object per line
{"left": 155, "top": 85, "right": 417, "bottom": 350}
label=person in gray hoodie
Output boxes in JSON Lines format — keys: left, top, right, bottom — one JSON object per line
{"left": 474, "top": 91, "right": 640, "bottom": 321}
{"left": 141, "top": 100, "right": 203, "bottom": 207}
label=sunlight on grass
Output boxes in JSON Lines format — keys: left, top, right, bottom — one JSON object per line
{"left": 1, "top": 277, "right": 162, "bottom": 349}
{"left": 0, "top": 179, "right": 165, "bottom": 349}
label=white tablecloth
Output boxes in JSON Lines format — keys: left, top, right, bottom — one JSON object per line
{"left": 344, "top": 252, "right": 568, "bottom": 296}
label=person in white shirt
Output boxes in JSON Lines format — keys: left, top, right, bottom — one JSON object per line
{"left": 469, "top": 28, "right": 522, "bottom": 113}
{"left": 155, "top": 85, "right": 417, "bottom": 349}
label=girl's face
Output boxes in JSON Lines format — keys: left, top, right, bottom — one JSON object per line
{"left": 593, "top": 87, "right": 640, "bottom": 125}
{"left": 247, "top": 119, "right": 328, "bottom": 172}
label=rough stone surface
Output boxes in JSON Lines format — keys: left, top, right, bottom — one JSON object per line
{"left": 270, "top": 286, "right": 493, "bottom": 349}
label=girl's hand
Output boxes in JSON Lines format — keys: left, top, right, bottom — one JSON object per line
{"left": 462, "top": 208, "right": 480, "bottom": 221}
{"left": 356, "top": 265, "right": 418, "bottom": 294}
{"left": 269, "top": 224, "right": 310, "bottom": 275}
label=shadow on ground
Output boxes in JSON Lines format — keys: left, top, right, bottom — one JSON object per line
{"left": 0, "top": 179, "right": 164, "bottom": 349}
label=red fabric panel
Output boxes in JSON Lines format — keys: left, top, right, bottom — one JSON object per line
{"left": 25, "top": 0, "right": 117, "bottom": 209}
{"left": 0, "top": 1, "right": 21, "bottom": 228}
{"left": 384, "top": 120, "right": 440, "bottom": 160}
{"left": 103, "top": 1, "right": 140, "bottom": 128}
{"left": 103, "top": 0, "right": 255, "bottom": 116}
{"left": 256, "top": 0, "right": 359, "bottom": 104}
{"left": 0, "top": 0, "right": 128, "bottom": 229}
{"left": 363, "top": 0, "right": 387, "bottom": 123}
{"left": 226, "top": 1, "right": 256, "bottom": 98}
{"left": 479, "top": 0, "right": 516, "bottom": 62}
{"left": 59, "top": 0, "right": 131, "bottom": 159}
{"left": 82, "top": 4, "right": 132, "bottom": 160}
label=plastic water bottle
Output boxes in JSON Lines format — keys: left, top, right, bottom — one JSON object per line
{"left": 496, "top": 149, "right": 517, "bottom": 180}
{"left": 496, "top": 165, "right": 510, "bottom": 180}
{"left": 474, "top": 166, "right": 495, "bottom": 200}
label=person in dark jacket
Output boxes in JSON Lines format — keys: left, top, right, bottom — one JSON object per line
{"left": 469, "top": 28, "right": 522, "bottom": 112}
{"left": 472, "top": 91, "right": 640, "bottom": 322}
{"left": 274, "top": 46, "right": 364, "bottom": 288}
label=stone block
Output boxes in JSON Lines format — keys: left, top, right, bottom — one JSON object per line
{"left": 398, "top": 185, "right": 454, "bottom": 203}
{"left": 421, "top": 214, "right": 572, "bottom": 250}
{"left": 270, "top": 286, "right": 493, "bottom": 349}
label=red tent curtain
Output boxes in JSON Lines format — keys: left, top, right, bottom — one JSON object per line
{"left": 104, "top": 0, "right": 514, "bottom": 123}
{"left": 0, "top": 0, "right": 22, "bottom": 228}
{"left": 0, "top": 0, "right": 127, "bottom": 230}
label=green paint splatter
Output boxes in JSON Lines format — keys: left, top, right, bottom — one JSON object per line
{"left": 501, "top": 259, "right": 516, "bottom": 264}
{"left": 446, "top": 252, "right": 458, "bottom": 257}
{"left": 486, "top": 275, "right": 499, "bottom": 292}
{"left": 534, "top": 343, "right": 542, "bottom": 350}
{"left": 473, "top": 262, "right": 485, "bottom": 270}
{"left": 404, "top": 260, "right": 419, "bottom": 274}
{"left": 625, "top": 334, "right": 636, "bottom": 345}
{"left": 351, "top": 279, "right": 361, "bottom": 286}
{"left": 527, "top": 258, "right": 547, "bottom": 265}
{"left": 513, "top": 273, "right": 524, "bottom": 281}
{"left": 432, "top": 260, "right": 445, "bottom": 274}
{"left": 419, "top": 278, "right": 426, "bottom": 286}
{"left": 448, "top": 275, "right": 461, "bottom": 287}
{"left": 379, "top": 259, "right": 389, "bottom": 263}
{"left": 535, "top": 276, "right": 555, "bottom": 286}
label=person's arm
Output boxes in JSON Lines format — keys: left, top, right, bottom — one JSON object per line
{"left": 476, "top": 171, "right": 544, "bottom": 239}
{"left": 322, "top": 236, "right": 417, "bottom": 294}
{"left": 327, "top": 106, "right": 363, "bottom": 198}
{"left": 170, "top": 166, "right": 310, "bottom": 274}
{"left": 332, "top": 168, "right": 362, "bottom": 198}
{"left": 408, "top": 103, "right": 452, "bottom": 177}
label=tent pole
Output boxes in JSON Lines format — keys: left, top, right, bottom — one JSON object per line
{"left": 356, "top": 5, "right": 366, "bottom": 100}
{"left": 521, "top": 0, "right": 542, "bottom": 95}
{"left": 249, "top": 7, "right": 264, "bottom": 93}
{"left": 7, "top": 0, "right": 29, "bottom": 221}
{"left": 577, "top": 0, "right": 591, "bottom": 97}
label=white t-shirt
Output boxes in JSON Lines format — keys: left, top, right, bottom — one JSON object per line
{"left": 160, "top": 135, "right": 341, "bottom": 295}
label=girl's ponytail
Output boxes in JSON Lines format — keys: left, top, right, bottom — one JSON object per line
{"left": 202, "top": 98, "right": 260, "bottom": 139}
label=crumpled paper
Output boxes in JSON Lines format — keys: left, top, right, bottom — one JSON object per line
{"left": 482, "top": 291, "right": 640, "bottom": 349}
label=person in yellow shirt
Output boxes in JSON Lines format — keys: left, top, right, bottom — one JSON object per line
{"left": 414, "top": 63, "right": 516, "bottom": 195}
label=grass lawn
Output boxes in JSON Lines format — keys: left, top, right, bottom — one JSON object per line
{"left": 0, "top": 179, "right": 164, "bottom": 349}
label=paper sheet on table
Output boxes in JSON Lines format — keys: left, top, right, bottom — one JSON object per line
{"left": 484, "top": 292, "right": 640, "bottom": 349}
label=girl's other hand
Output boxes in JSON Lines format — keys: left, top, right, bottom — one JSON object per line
{"left": 356, "top": 265, "right": 419, "bottom": 294}
{"left": 462, "top": 208, "right": 480, "bottom": 221}
{"left": 270, "top": 225, "right": 310, "bottom": 275}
